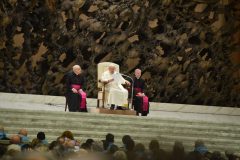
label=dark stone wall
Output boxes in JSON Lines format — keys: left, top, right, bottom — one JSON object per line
{"left": 0, "top": 0, "right": 239, "bottom": 107}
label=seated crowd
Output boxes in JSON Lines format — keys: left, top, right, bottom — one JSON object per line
{"left": 0, "top": 125, "right": 239, "bottom": 160}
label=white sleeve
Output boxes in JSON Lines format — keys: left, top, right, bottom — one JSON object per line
{"left": 120, "top": 74, "right": 126, "bottom": 84}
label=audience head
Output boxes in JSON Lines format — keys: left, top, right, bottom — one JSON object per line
{"left": 86, "top": 138, "right": 94, "bottom": 145}
{"left": 194, "top": 139, "right": 205, "bottom": 148}
{"left": 19, "top": 129, "right": 28, "bottom": 136}
{"left": 18, "top": 129, "right": 29, "bottom": 143}
{"left": 31, "top": 138, "right": 39, "bottom": 148}
{"left": 6, "top": 144, "right": 21, "bottom": 157}
{"left": 125, "top": 139, "right": 135, "bottom": 151}
{"left": 81, "top": 139, "right": 94, "bottom": 150}
{"left": 134, "top": 143, "right": 145, "bottom": 153}
{"left": 194, "top": 140, "right": 208, "bottom": 155}
{"left": 108, "top": 144, "right": 119, "bottom": 155}
{"left": 37, "top": 132, "right": 46, "bottom": 141}
{"left": 173, "top": 141, "right": 185, "bottom": 153}
{"left": 10, "top": 135, "right": 21, "bottom": 144}
{"left": 113, "top": 151, "right": 127, "bottom": 160}
{"left": 57, "top": 137, "right": 65, "bottom": 144}
{"left": 91, "top": 141, "right": 104, "bottom": 152}
{"left": 149, "top": 140, "right": 160, "bottom": 152}
{"left": 172, "top": 141, "right": 185, "bottom": 160}
{"left": 72, "top": 65, "right": 81, "bottom": 75}
{"left": 61, "top": 130, "right": 74, "bottom": 140}
{"left": 122, "top": 135, "right": 132, "bottom": 145}
{"left": 106, "top": 133, "right": 114, "bottom": 143}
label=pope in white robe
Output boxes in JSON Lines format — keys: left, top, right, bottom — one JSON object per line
{"left": 101, "top": 65, "right": 130, "bottom": 108}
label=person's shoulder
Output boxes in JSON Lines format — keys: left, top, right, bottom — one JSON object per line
{"left": 64, "top": 71, "right": 73, "bottom": 78}
{"left": 140, "top": 78, "right": 145, "bottom": 82}
{"left": 66, "top": 71, "right": 73, "bottom": 76}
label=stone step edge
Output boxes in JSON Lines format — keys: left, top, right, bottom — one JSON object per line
{"left": 1, "top": 108, "right": 240, "bottom": 126}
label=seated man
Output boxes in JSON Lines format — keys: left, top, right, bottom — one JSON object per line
{"left": 65, "top": 65, "right": 87, "bottom": 112}
{"left": 133, "top": 69, "right": 149, "bottom": 116}
{"left": 101, "top": 64, "right": 130, "bottom": 109}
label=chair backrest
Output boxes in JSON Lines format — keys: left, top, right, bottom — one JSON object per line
{"left": 97, "top": 62, "right": 120, "bottom": 88}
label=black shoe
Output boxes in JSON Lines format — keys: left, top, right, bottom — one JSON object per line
{"left": 110, "top": 104, "right": 115, "bottom": 110}
{"left": 117, "top": 106, "right": 123, "bottom": 110}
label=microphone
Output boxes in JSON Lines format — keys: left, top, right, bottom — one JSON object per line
{"left": 120, "top": 73, "right": 132, "bottom": 79}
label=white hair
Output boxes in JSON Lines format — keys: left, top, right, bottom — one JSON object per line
{"left": 72, "top": 65, "right": 81, "bottom": 70}
{"left": 7, "top": 144, "right": 21, "bottom": 152}
{"left": 113, "top": 151, "right": 127, "bottom": 160}
{"left": 108, "top": 64, "right": 116, "bottom": 68}
{"left": 135, "top": 68, "right": 141, "bottom": 72}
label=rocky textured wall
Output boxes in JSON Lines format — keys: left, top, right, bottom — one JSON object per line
{"left": 0, "top": 0, "right": 239, "bottom": 107}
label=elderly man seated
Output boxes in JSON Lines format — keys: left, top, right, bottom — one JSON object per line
{"left": 101, "top": 65, "right": 130, "bottom": 110}
{"left": 65, "top": 65, "right": 87, "bottom": 112}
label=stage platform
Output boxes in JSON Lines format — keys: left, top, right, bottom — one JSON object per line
{"left": 0, "top": 92, "right": 240, "bottom": 123}
{"left": 0, "top": 92, "right": 240, "bottom": 153}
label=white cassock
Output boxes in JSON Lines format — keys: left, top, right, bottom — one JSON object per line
{"left": 101, "top": 71, "right": 128, "bottom": 107}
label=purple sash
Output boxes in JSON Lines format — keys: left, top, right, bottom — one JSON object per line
{"left": 135, "top": 87, "right": 149, "bottom": 111}
{"left": 135, "top": 87, "right": 142, "bottom": 93}
{"left": 71, "top": 84, "right": 87, "bottom": 109}
{"left": 142, "top": 96, "right": 149, "bottom": 111}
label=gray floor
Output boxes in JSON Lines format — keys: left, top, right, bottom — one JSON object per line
{"left": 1, "top": 99, "right": 240, "bottom": 124}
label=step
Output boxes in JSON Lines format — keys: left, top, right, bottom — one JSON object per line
{"left": 1, "top": 114, "right": 240, "bottom": 134}
{"left": 1, "top": 92, "right": 240, "bottom": 116}
{"left": 1, "top": 108, "right": 240, "bottom": 127}
{"left": 1, "top": 108, "right": 240, "bottom": 152}
{"left": 3, "top": 122, "right": 240, "bottom": 140}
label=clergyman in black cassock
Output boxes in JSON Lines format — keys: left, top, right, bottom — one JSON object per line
{"left": 65, "top": 65, "right": 87, "bottom": 112}
{"left": 133, "top": 69, "right": 149, "bottom": 116}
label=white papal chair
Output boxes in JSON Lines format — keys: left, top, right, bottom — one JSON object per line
{"left": 97, "top": 62, "right": 119, "bottom": 108}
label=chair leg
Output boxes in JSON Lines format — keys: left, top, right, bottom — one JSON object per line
{"left": 97, "top": 100, "right": 99, "bottom": 108}
{"left": 102, "top": 85, "right": 105, "bottom": 108}
{"left": 65, "top": 98, "right": 68, "bottom": 112}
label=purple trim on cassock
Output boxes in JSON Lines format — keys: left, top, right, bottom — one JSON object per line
{"left": 142, "top": 96, "right": 149, "bottom": 111}
{"left": 135, "top": 87, "right": 142, "bottom": 93}
{"left": 71, "top": 84, "right": 87, "bottom": 109}
{"left": 135, "top": 87, "right": 149, "bottom": 111}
